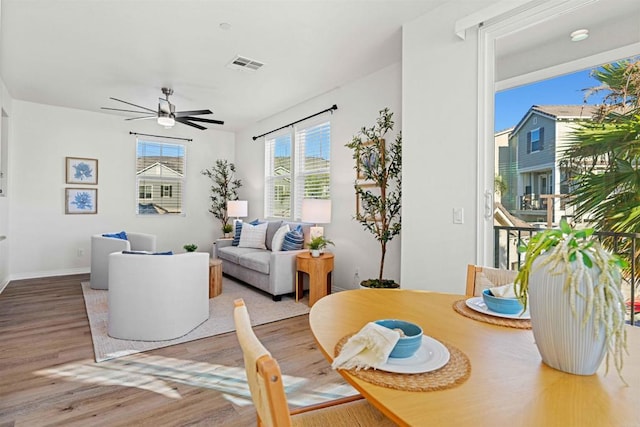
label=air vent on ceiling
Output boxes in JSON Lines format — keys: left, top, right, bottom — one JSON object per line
{"left": 227, "top": 55, "right": 265, "bottom": 71}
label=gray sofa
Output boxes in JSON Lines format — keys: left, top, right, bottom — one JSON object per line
{"left": 214, "top": 220, "right": 310, "bottom": 300}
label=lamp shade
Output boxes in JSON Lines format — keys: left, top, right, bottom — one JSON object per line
{"left": 301, "top": 199, "right": 332, "bottom": 224}
{"left": 227, "top": 200, "right": 248, "bottom": 218}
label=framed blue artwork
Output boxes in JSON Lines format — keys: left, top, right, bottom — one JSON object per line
{"left": 65, "top": 188, "right": 97, "bottom": 214}
{"left": 66, "top": 157, "right": 98, "bottom": 185}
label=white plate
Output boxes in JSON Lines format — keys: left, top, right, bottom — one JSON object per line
{"left": 465, "top": 296, "right": 530, "bottom": 320}
{"left": 377, "top": 335, "right": 450, "bottom": 374}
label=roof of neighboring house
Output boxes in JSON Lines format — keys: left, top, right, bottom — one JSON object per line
{"left": 511, "top": 104, "right": 597, "bottom": 135}
{"left": 137, "top": 162, "right": 183, "bottom": 178}
{"left": 494, "top": 202, "right": 531, "bottom": 228}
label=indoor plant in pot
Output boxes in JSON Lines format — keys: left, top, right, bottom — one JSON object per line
{"left": 515, "top": 219, "right": 628, "bottom": 380}
{"left": 346, "top": 107, "right": 401, "bottom": 289}
{"left": 307, "top": 236, "right": 334, "bottom": 258}
{"left": 201, "top": 159, "right": 243, "bottom": 238}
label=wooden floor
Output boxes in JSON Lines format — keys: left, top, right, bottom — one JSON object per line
{"left": 0, "top": 274, "right": 354, "bottom": 426}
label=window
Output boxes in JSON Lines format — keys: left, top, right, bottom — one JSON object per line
{"left": 265, "top": 119, "right": 331, "bottom": 219}
{"left": 136, "top": 139, "right": 185, "bottom": 215}
{"left": 161, "top": 185, "right": 173, "bottom": 198}
{"left": 527, "top": 127, "right": 544, "bottom": 153}
{"left": 139, "top": 185, "right": 152, "bottom": 199}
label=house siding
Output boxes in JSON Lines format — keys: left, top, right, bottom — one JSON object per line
{"left": 516, "top": 114, "right": 556, "bottom": 170}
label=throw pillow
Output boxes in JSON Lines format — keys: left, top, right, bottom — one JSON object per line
{"left": 271, "top": 224, "right": 290, "bottom": 252}
{"left": 265, "top": 220, "right": 283, "bottom": 250}
{"left": 239, "top": 222, "right": 268, "bottom": 249}
{"left": 232, "top": 219, "right": 262, "bottom": 246}
{"left": 103, "top": 231, "right": 128, "bottom": 240}
{"left": 282, "top": 225, "right": 304, "bottom": 251}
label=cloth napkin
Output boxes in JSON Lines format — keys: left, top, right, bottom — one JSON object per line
{"left": 331, "top": 322, "right": 401, "bottom": 371}
{"left": 489, "top": 282, "right": 519, "bottom": 298}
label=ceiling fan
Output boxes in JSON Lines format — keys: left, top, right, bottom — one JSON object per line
{"left": 101, "top": 87, "right": 224, "bottom": 130}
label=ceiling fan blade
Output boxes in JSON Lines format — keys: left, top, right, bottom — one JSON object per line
{"left": 101, "top": 107, "right": 157, "bottom": 114}
{"left": 109, "top": 97, "right": 156, "bottom": 113}
{"left": 125, "top": 115, "right": 158, "bottom": 121}
{"left": 182, "top": 116, "right": 224, "bottom": 125}
{"left": 175, "top": 117, "right": 207, "bottom": 130}
{"left": 158, "top": 98, "right": 171, "bottom": 114}
{"left": 175, "top": 109, "right": 213, "bottom": 117}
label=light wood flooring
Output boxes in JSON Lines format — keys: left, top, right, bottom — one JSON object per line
{"left": 0, "top": 274, "right": 354, "bottom": 426}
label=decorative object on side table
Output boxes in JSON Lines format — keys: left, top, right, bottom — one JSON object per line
{"left": 346, "top": 108, "right": 401, "bottom": 289}
{"left": 183, "top": 244, "right": 198, "bottom": 252}
{"left": 307, "top": 235, "right": 334, "bottom": 258}
{"left": 515, "top": 219, "right": 628, "bottom": 381}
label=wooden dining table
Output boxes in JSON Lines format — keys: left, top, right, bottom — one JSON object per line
{"left": 308, "top": 289, "right": 640, "bottom": 427}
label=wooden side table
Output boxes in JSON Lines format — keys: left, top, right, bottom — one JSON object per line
{"left": 209, "top": 258, "right": 223, "bottom": 298}
{"left": 296, "top": 252, "right": 334, "bottom": 307}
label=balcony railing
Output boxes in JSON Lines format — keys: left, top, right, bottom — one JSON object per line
{"left": 494, "top": 225, "right": 639, "bottom": 326}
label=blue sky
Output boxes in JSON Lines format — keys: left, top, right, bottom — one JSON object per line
{"left": 494, "top": 68, "right": 604, "bottom": 132}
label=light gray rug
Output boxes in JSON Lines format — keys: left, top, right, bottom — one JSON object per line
{"left": 81, "top": 278, "right": 310, "bottom": 362}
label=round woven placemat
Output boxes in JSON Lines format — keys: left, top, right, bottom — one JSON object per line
{"left": 334, "top": 335, "right": 471, "bottom": 392}
{"left": 453, "top": 299, "right": 531, "bottom": 329}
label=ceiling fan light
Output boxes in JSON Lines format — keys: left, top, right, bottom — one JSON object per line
{"left": 157, "top": 115, "right": 175, "bottom": 128}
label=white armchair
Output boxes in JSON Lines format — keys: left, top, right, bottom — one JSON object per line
{"left": 107, "top": 252, "right": 210, "bottom": 341}
{"left": 90, "top": 232, "right": 156, "bottom": 290}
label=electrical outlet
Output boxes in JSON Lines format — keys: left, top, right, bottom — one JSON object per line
{"left": 77, "top": 248, "right": 84, "bottom": 257}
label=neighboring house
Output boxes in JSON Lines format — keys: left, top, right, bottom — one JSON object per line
{"left": 136, "top": 162, "right": 183, "bottom": 214}
{"left": 501, "top": 105, "right": 597, "bottom": 224}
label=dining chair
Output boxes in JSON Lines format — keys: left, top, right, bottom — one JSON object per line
{"left": 233, "top": 299, "right": 397, "bottom": 427}
{"left": 466, "top": 264, "right": 517, "bottom": 296}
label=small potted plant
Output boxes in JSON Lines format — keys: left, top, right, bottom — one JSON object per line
{"left": 183, "top": 244, "right": 198, "bottom": 253}
{"left": 308, "top": 236, "right": 334, "bottom": 258}
{"left": 515, "top": 219, "right": 628, "bottom": 380}
{"left": 222, "top": 223, "right": 234, "bottom": 238}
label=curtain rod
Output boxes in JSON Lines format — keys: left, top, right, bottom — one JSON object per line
{"left": 252, "top": 104, "right": 338, "bottom": 141}
{"left": 129, "top": 131, "right": 193, "bottom": 142}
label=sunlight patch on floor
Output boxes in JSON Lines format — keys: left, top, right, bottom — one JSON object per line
{"left": 34, "top": 353, "right": 358, "bottom": 406}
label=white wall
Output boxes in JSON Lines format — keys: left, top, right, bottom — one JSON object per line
{"left": 402, "top": 1, "right": 497, "bottom": 293}
{"left": 235, "top": 63, "right": 403, "bottom": 290}
{"left": 8, "top": 101, "right": 235, "bottom": 279}
{"left": 0, "top": 75, "right": 12, "bottom": 290}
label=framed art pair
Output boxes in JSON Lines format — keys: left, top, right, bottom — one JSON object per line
{"left": 65, "top": 157, "right": 98, "bottom": 214}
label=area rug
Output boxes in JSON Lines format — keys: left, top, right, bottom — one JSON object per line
{"left": 81, "top": 278, "right": 310, "bottom": 362}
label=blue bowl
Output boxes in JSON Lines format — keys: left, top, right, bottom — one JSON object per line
{"left": 375, "top": 319, "right": 423, "bottom": 358}
{"left": 482, "top": 289, "right": 523, "bottom": 314}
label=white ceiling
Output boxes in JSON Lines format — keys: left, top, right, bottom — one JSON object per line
{"left": 0, "top": 0, "right": 447, "bottom": 131}
{"left": 2, "top": 0, "right": 638, "bottom": 133}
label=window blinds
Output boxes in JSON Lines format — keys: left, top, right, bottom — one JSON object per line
{"left": 294, "top": 120, "right": 331, "bottom": 219}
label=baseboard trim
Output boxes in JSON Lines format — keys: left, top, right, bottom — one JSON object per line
{"left": 9, "top": 267, "right": 90, "bottom": 282}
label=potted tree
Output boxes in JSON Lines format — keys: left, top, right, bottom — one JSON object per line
{"left": 346, "top": 108, "right": 401, "bottom": 288}
{"left": 308, "top": 236, "right": 334, "bottom": 258}
{"left": 201, "top": 160, "right": 242, "bottom": 237}
{"left": 515, "top": 219, "right": 628, "bottom": 380}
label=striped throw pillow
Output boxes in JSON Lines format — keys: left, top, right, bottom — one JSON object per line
{"left": 232, "top": 219, "right": 261, "bottom": 246}
{"left": 282, "top": 225, "right": 304, "bottom": 251}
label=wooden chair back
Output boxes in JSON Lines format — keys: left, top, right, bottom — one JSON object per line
{"left": 466, "top": 265, "right": 517, "bottom": 296}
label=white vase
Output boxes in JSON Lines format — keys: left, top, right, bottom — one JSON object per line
{"left": 311, "top": 249, "right": 320, "bottom": 257}
{"left": 528, "top": 256, "right": 607, "bottom": 375}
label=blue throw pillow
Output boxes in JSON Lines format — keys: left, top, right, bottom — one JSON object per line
{"left": 122, "top": 250, "right": 173, "bottom": 255}
{"left": 232, "top": 219, "right": 262, "bottom": 246}
{"left": 282, "top": 225, "right": 304, "bottom": 251}
{"left": 103, "top": 231, "right": 128, "bottom": 240}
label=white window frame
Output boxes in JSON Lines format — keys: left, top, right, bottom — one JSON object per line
{"left": 476, "top": 0, "right": 640, "bottom": 266}
{"left": 139, "top": 185, "right": 153, "bottom": 199}
{"left": 530, "top": 127, "right": 541, "bottom": 153}
{"left": 136, "top": 138, "right": 186, "bottom": 215}
{"left": 264, "top": 117, "right": 331, "bottom": 220}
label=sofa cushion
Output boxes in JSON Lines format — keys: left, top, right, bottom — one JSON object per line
{"left": 271, "top": 224, "right": 290, "bottom": 252}
{"left": 231, "top": 222, "right": 243, "bottom": 246}
{"left": 282, "top": 225, "right": 304, "bottom": 251}
{"left": 238, "top": 251, "right": 271, "bottom": 275}
{"left": 239, "top": 222, "right": 268, "bottom": 249}
{"left": 265, "top": 220, "right": 283, "bottom": 250}
{"left": 218, "top": 246, "right": 264, "bottom": 264}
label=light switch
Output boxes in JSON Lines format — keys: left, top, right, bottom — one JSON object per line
{"left": 453, "top": 208, "right": 464, "bottom": 224}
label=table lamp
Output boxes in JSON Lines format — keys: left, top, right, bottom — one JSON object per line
{"left": 301, "top": 199, "right": 332, "bottom": 239}
{"left": 227, "top": 200, "right": 248, "bottom": 227}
